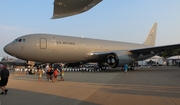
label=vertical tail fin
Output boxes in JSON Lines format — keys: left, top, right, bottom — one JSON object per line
{"left": 143, "top": 22, "right": 157, "bottom": 46}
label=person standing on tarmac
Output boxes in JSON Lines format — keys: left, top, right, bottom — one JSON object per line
{"left": 60, "top": 69, "right": 65, "bottom": 81}
{"left": 37, "top": 68, "right": 43, "bottom": 82}
{"left": 53, "top": 68, "right": 59, "bottom": 82}
{"left": 124, "top": 64, "right": 128, "bottom": 76}
{"left": 47, "top": 66, "right": 53, "bottom": 81}
{"left": 0, "top": 64, "right": 9, "bottom": 95}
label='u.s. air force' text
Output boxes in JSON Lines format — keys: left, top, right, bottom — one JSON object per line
{"left": 56, "top": 41, "right": 75, "bottom": 45}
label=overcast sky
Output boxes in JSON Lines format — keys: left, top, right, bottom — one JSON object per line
{"left": 0, "top": 0, "right": 180, "bottom": 58}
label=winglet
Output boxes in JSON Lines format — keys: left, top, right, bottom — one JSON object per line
{"left": 143, "top": 22, "right": 157, "bottom": 46}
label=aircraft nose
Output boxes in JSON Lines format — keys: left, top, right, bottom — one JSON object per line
{"left": 4, "top": 44, "right": 12, "bottom": 55}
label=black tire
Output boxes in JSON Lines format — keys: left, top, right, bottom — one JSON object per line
{"left": 130, "top": 66, "right": 134, "bottom": 70}
{"left": 101, "top": 66, "right": 106, "bottom": 70}
{"left": 122, "top": 67, "right": 124, "bottom": 71}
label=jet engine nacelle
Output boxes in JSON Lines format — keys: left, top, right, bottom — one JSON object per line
{"left": 106, "top": 52, "right": 134, "bottom": 68}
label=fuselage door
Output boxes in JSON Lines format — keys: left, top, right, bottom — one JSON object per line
{"left": 40, "top": 38, "right": 47, "bottom": 49}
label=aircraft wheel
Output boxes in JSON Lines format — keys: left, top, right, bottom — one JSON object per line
{"left": 101, "top": 66, "right": 106, "bottom": 70}
{"left": 122, "top": 67, "right": 124, "bottom": 71}
{"left": 130, "top": 66, "right": 134, "bottom": 70}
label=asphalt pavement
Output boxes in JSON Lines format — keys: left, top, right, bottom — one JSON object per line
{"left": 0, "top": 66, "right": 180, "bottom": 105}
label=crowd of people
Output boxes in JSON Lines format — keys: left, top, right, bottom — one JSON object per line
{"left": 0, "top": 63, "right": 66, "bottom": 95}
{"left": 38, "top": 64, "right": 65, "bottom": 82}
{"left": 0, "top": 62, "right": 132, "bottom": 95}
{"left": 10, "top": 63, "right": 65, "bottom": 82}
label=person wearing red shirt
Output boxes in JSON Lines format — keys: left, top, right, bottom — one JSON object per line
{"left": 53, "top": 68, "right": 59, "bottom": 82}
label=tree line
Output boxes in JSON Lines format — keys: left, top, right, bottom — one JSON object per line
{"left": 158, "top": 48, "right": 180, "bottom": 58}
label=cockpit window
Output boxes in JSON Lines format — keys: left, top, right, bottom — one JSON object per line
{"left": 13, "top": 39, "right": 18, "bottom": 42}
{"left": 22, "top": 39, "right": 26, "bottom": 42}
{"left": 19, "top": 39, "right": 22, "bottom": 42}
{"left": 13, "top": 38, "right": 26, "bottom": 43}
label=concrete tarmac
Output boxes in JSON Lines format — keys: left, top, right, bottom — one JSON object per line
{"left": 0, "top": 66, "right": 180, "bottom": 105}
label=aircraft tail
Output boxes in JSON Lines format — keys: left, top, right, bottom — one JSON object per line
{"left": 143, "top": 22, "right": 157, "bottom": 46}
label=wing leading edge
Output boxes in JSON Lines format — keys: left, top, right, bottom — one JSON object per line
{"left": 129, "top": 44, "right": 180, "bottom": 55}
{"left": 52, "top": 0, "right": 102, "bottom": 19}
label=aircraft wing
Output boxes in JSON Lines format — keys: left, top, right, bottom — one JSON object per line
{"left": 88, "top": 44, "right": 180, "bottom": 62}
{"left": 52, "top": 0, "right": 102, "bottom": 19}
{"left": 0, "top": 59, "right": 28, "bottom": 66}
{"left": 129, "top": 44, "right": 180, "bottom": 55}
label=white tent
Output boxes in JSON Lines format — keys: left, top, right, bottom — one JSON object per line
{"left": 166, "top": 55, "right": 180, "bottom": 66}
{"left": 167, "top": 55, "right": 180, "bottom": 60}
{"left": 138, "top": 55, "right": 164, "bottom": 66}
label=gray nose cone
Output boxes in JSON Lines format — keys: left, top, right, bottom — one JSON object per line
{"left": 4, "top": 44, "right": 11, "bottom": 55}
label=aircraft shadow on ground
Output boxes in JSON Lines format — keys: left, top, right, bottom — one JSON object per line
{"left": 0, "top": 88, "right": 99, "bottom": 105}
